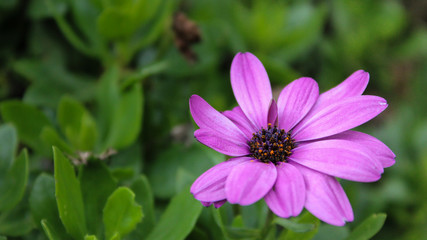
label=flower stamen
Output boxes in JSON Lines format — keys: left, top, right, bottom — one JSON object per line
{"left": 248, "top": 123, "right": 295, "bottom": 164}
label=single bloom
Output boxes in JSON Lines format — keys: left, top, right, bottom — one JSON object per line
{"left": 189, "top": 52, "right": 395, "bottom": 226}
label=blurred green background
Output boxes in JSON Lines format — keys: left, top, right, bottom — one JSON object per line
{"left": 0, "top": 0, "right": 426, "bottom": 239}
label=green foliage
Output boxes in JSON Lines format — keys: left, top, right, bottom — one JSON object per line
{"left": 345, "top": 213, "right": 387, "bottom": 240}
{"left": 103, "top": 187, "right": 143, "bottom": 240}
{"left": 145, "top": 188, "right": 203, "bottom": 240}
{"left": 0, "top": 0, "right": 425, "bottom": 239}
{"left": 0, "top": 149, "right": 29, "bottom": 212}
{"left": 0, "top": 101, "right": 51, "bottom": 154}
{"left": 80, "top": 160, "right": 117, "bottom": 237}
{"left": 53, "top": 147, "right": 87, "bottom": 239}
{"left": 30, "top": 174, "right": 69, "bottom": 239}
{"left": 279, "top": 211, "right": 320, "bottom": 240}
{"left": 58, "top": 96, "right": 98, "bottom": 151}
{"left": 126, "top": 175, "right": 155, "bottom": 239}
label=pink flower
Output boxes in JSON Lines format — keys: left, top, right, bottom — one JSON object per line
{"left": 189, "top": 52, "right": 395, "bottom": 226}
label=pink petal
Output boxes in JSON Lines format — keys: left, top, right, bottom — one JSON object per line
{"left": 230, "top": 52, "right": 273, "bottom": 129}
{"left": 225, "top": 160, "right": 277, "bottom": 205}
{"left": 201, "top": 201, "right": 212, "bottom": 207}
{"left": 190, "top": 95, "right": 247, "bottom": 140}
{"left": 267, "top": 99, "right": 278, "bottom": 126}
{"left": 325, "top": 130, "right": 395, "bottom": 168}
{"left": 200, "top": 200, "right": 227, "bottom": 208}
{"left": 191, "top": 157, "right": 248, "bottom": 202}
{"left": 223, "top": 106, "right": 257, "bottom": 139}
{"left": 264, "top": 163, "right": 305, "bottom": 218}
{"left": 290, "top": 139, "right": 383, "bottom": 182}
{"left": 194, "top": 129, "right": 250, "bottom": 156}
{"left": 316, "top": 70, "right": 369, "bottom": 108}
{"left": 293, "top": 164, "right": 354, "bottom": 226}
{"left": 190, "top": 95, "right": 248, "bottom": 155}
{"left": 277, "top": 77, "right": 319, "bottom": 131}
{"left": 293, "top": 95, "right": 388, "bottom": 141}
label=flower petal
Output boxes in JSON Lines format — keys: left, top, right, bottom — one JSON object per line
{"left": 293, "top": 164, "right": 353, "bottom": 226}
{"left": 267, "top": 99, "right": 278, "bottom": 126}
{"left": 277, "top": 77, "right": 319, "bottom": 131}
{"left": 191, "top": 157, "right": 249, "bottom": 202}
{"left": 190, "top": 95, "right": 247, "bottom": 140}
{"left": 226, "top": 160, "right": 277, "bottom": 205}
{"left": 293, "top": 95, "right": 388, "bottom": 141}
{"left": 230, "top": 52, "right": 273, "bottom": 129}
{"left": 223, "top": 106, "right": 257, "bottom": 139}
{"left": 195, "top": 129, "right": 250, "bottom": 156}
{"left": 316, "top": 70, "right": 369, "bottom": 108}
{"left": 264, "top": 163, "right": 305, "bottom": 218}
{"left": 201, "top": 200, "right": 227, "bottom": 208}
{"left": 290, "top": 139, "right": 383, "bottom": 182}
{"left": 325, "top": 130, "right": 395, "bottom": 168}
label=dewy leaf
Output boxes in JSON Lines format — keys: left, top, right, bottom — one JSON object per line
{"left": 57, "top": 96, "right": 98, "bottom": 151}
{"left": 30, "top": 174, "right": 69, "bottom": 240}
{"left": 0, "top": 101, "right": 51, "bottom": 154}
{"left": 0, "top": 124, "right": 17, "bottom": 174}
{"left": 79, "top": 160, "right": 117, "bottom": 237}
{"left": 53, "top": 147, "right": 87, "bottom": 240}
{"left": 103, "top": 187, "right": 143, "bottom": 240}
{"left": 345, "top": 213, "right": 387, "bottom": 240}
{"left": 105, "top": 84, "right": 143, "bottom": 150}
{"left": 0, "top": 149, "right": 28, "bottom": 212}
{"left": 145, "top": 187, "right": 203, "bottom": 240}
{"left": 126, "top": 175, "right": 155, "bottom": 239}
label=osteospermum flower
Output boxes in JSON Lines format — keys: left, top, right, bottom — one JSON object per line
{"left": 189, "top": 52, "right": 395, "bottom": 226}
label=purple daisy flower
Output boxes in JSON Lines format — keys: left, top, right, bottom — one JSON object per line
{"left": 189, "top": 52, "right": 395, "bottom": 226}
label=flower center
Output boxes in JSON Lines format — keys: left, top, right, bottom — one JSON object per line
{"left": 248, "top": 123, "right": 296, "bottom": 164}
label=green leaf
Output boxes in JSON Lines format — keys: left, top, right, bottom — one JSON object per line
{"left": 148, "top": 143, "right": 223, "bottom": 199}
{"left": 345, "top": 213, "right": 387, "bottom": 240}
{"left": 67, "top": 0, "right": 101, "bottom": 50}
{"left": 79, "top": 160, "right": 117, "bottom": 237}
{"left": 313, "top": 225, "right": 349, "bottom": 240}
{"left": 53, "top": 147, "right": 87, "bottom": 240}
{"left": 146, "top": 188, "right": 203, "bottom": 240}
{"left": 28, "top": 0, "right": 67, "bottom": 19}
{"left": 13, "top": 59, "right": 96, "bottom": 108}
{"left": 274, "top": 218, "right": 317, "bottom": 233}
{"left": 0, "top": 101, "right": 51, "bottom": 153}
{"left": 95, "top": 66, "right": 119, "bottom": 140}
{"left": 225, "top": 227, "right": 260, "bottom": 239}
{"left": 57, "top": 96, "right": 98, "bottom": 151}
{"left": 42, "top": 219, "right": 67, "bottom": 240}
{"left": 280, "top": 211, "right": 320, "bottom": 240}
{"left": 126, "top": 175, "right": 155, "bottom": 239}
{"left": 97, "top": 7, "right": 136, "bottom": 40}
{"left": 103, "top": 187, "right": 143, "bottom": 240}
{"left": 0, "top": 202, "right": 33, "bottom": 236}
{"left": 0, "top": 124, "right": 17, "bottom": 174}
{"left": 0, "top": 149, "right": 28, "bottom": 212}
{"left": 105, "top": 84, "right": 143, "bottom": 150}
{"left": 41, "top": 126, "right": 75, "bottom": 155}
{"left": 84, "top": 235, "right": 98, "bottom": 240}
{"left": 0, "top": 236, "right": 6, "bottom": 240}
{"left": 30, "top": 174, "right": 69, "bottom": 240}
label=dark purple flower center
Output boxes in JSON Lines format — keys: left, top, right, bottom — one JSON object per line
{"left": 248, "top": 123, "right": 296, "bottom": 164}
